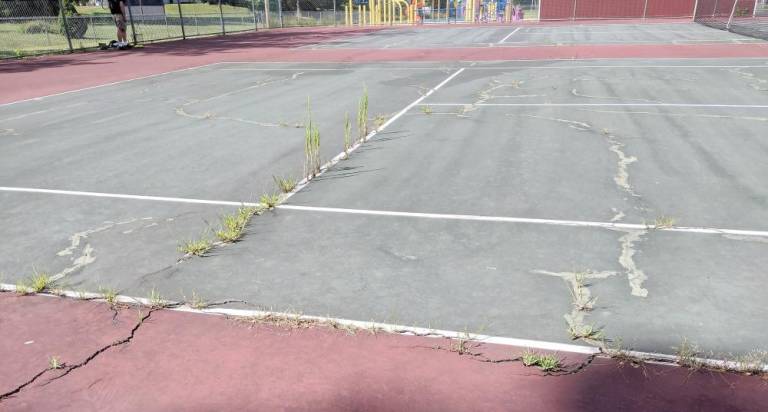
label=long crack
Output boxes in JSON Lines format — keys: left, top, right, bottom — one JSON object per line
{"left": 616, "top": 229, "right": 649, "bottom": 298}
{"left": 0, "top": 308, "right": 154, "bottom": 402}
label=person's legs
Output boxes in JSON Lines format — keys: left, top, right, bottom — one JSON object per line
{"left": 113, "top": 14, "right": 127, "bottom": 45}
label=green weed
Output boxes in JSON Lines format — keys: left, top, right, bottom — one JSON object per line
{"left": 373, "top": 114, "right": 388, "bottom": 130}
{"left": 216, "top": 206, "right": 259, "bottom": 243}
{"left": 99, "top": 287, "right": 119, "bottom": 306}
{"left": 653, "top": 216, "right": 676, "bottom": 229}
{"left": 260, "top": 193, "right": 280, "bottom": 209}
{"left": 48, "top": 356, "right": 63, "bottom": 370}
{"left": 343, "top": 111, "right": 352, "bottom": 157}
{"left": 273, "top": 175, "right": 297, "bottom": 194}
{"left": 421, "top": 105, "right": 432, "bottom": 115}
{"left": 304, "top": 97, "right": 321, "bottom": 179}
{"left": 357, "top": 86, "right": 369, "bottom": 140}
{"left": 178, "top": 238, "right": 212, "bottom": 256}
{"left": 521, "top": 349, "right": 562, "bottom": 371}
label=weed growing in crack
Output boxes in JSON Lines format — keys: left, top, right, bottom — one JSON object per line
{"left": 99, "top": 287, "right": 119, "bottom": 306}
{"left": 260, "top": 193, "right": 280, "bottom": 209}
{"left": 373, "top": 114, "right": 388, "bottom": 130}
{"left": 147, "top": 288, "right": 168, "bottom": 309}
{"left": 15, "top": 280, "right": 31, "bottom": 295}
{"left": 216, "top": 206, "right": 260, "bottom": 243}
{"left": 188, "top": 291, "right": 208, "bottom": 310}
{"left": 28, "top": 271, "right": 52, "bottom": 293}
{"left": 304, "top": 97, "right": 321, "bottom": 179}
{"left": 48, "top": 356, "right": 63, "bottom": 370}
{"left": 729, "top": 350, "right": 768, "bottom": 375}
{"left": 570, "top": 272, "right": 597, "bottom": 312}
{"left": 178, "top": 238, "right": 213, "bottom": 257}
{"left": 568, "top": 323, "right": 603, "bottom": 341}
{"left": 421, "top": 105, "right": 433, "bottom": 115}
{"left": 273, "top": 175, "right": 297, "bottom": 194}
{"left": 675, "top": 338, "right": 703, "bottom": 370}
{"left": 521, "top": 350, "right": 562, "bottom": 371}
{"left": 357, "top": 86, "right": 369, "bottom": 141}
{"left": 449, "top": 332, "right": 474, "bottom": 355}
{"left": 653, "top": 216, "right": 676, "bottom": 229}
{"left": 343, "top": 112, "right": 352, "bottom": 158}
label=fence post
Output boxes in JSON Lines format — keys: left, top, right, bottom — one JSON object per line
{"left": 125, "top": 0, "right": 138, "bottom": 44}
{"left": 754, "top": 0, "right": 759, "bottom": 17}
{"left": 571, "top": 0, "right": 576, "bottom": 21}
{"left": 177, "top": 1, "right": 186, "bottom": 39}
{"left": 726, "top": 0, "right": 739, "bottom": 28}
{"left": 692, "top": 0, "right": 699, "bottom": 20}
{"left": 712, "top": 0, "right": 718, "bottom": 17}
{"left": 251, "top": 0, "right": 258, "bottom": 29}
{"left": 278, "top": 0, "right": 284, "bottom": 27}
{"left": 642, "top": 0, "right": 648, "bottom": 19}
{"left": 219, "top": 0, "right": 225, "bottom": 34}
{"left": 58, "top": 0, "right": 74, "bottom": 52}
{"left": 334, "top": 0, "right": 337, "bottom": 26}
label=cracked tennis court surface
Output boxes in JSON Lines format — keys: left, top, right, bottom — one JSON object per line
{"left": 1, "top": 23, "right": 768, "bottom": 364}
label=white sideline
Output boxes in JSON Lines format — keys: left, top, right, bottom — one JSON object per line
{"left": 2, "top": 187, "right": 768, "bottom": 238}
{"left": 497, "top": 27, "right": 522, "bottom": 44}
{"left": 3, "top": 283, "right": 767, "bottom": 373}
{"left": 418, "top": 103, "right": 768, "bottom": 108}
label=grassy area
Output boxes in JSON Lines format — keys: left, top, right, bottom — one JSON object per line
{"left": 75, "top": 4, "right": 253, "bottom": 16}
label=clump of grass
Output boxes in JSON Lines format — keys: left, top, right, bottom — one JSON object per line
{"left": 273, "top": 175, "right": 297, "bottom": 194}
{"left": 343, "top": 112, "right": 352, "bottom": 157}
{"left": 653, "top": 216, "right": 676, "bottom": 229}
{"left": 15, "top": 280, "right": 31, "bottom": 295}
{"left": 570, "top": 272, "right": 596, "bottom": 312}
{"left": 147, "top": 288, "right": 168, "bottom": 309}
{"left": 216, "top": 206, "right": 260, "bottom": 243}
{"left": 29, "top": 271, "right": 52, "bottom": 293}
{"left": 304, "top": 97, "right": 321, "bottom": 179}
{"left": 421, "top": 105, "right": 433, "bottom": 115}
{"left": 260, "top": 193, "right": 280, "bottom": 209}
{"left": 449, "top": 332, "right": 475, "bottom": 355}
{"left": 675, "top": 338, "right": 703, "bottom": 370}
{"left": 568, "top": 323, "right": 603, "bottom": 341}
{"left": 99, "top": 286, "right": 119, "bottom": 306}
{"left": 48, "top": 356, "right": 63, "bottom": 370}
{"left": 373, "top": 114, "right": 388, "bottom": 130}
{"left": 188, "top": 291, "right": 208, "bottom": 310}
{"left": 730, "top": 350, "right": 768, "bottom": 375}
{"left": 357, "top": 86, "right": 369, "bottom": 140}
{"left": 178, "top": 238, "right": 213, "bottom": 256}
{"left": 521, "top": 349, "right": 561, "bottom": 371}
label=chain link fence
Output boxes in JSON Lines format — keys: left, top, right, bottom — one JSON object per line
{"left": 1, "top": 0, "right": 343, "bottom": 58}
{"left": 695, "top": 0, "right": 768, "bottom": 40}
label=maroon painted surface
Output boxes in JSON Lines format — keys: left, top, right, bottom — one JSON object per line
{"left": 2, "top": 25, "right": 768, "bottom": 105}
{"left": 1, "top": 293, "right": 767, "bottom": 411}
{"left": 541, "top": 0, "right": 696, "bottom": 20}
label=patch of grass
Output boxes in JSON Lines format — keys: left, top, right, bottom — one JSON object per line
{"left": 304, "top": 97, "right": 321, "bottom": 179}
{"left": 260, "top": 193, "right": 280, "bottom": 209}
{"left": 570, "top": 272, "right": 596, "bottom": 312}
{"left": 675, "top": 338, "right": 703, "bottom": 370}
{"left": 216, "top": 206, "right": 260, "bottom": 243}
{"left": 273, "top": 175, "right": 297, "bottom": 194}
{"left": 15, "top": 280, "right": 31, "bottom": 295}
{"left": 147, "top": 288, "right": 167, "bottom": 309}
{"left": 188, "top": 291, "right": 208, "bottom": 310}
{"left": 178, "top": 238, "right": 213, "bottom": 256}
{"left": 357, "top": 86, "right": 369, "bottom": 140}
{"left": 29, "top": 271, "right": 52, "bottom": 293}
{"left": 373, "top": 114, "right": 388, "bottom": 130}
{"left": 343, "top": 111, "right": 352, "bottom": 157}
{"left": 421, "top": 105, "right": 433, "bottom": 115}
{"left": 568, "top": 323, "right": 604, "bottom": 341}
{"left": 730, "top": 350, "right": 768, "bottom": 375}
{"left": 653, "top": 216, "right": 676, "bottom": 229}
{"left": 99, "top": 287, "right": 119, "bottom": 306}
{"left": 521, "top": 349, "right": 561, "bottom": 371}
{"left": 48, "top": 356, "right": 63, "bottom": 370}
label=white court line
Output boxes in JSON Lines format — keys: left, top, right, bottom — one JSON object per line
{"left": 0, "top": 62, "right": 223, "bottom": 108}
{"left": 497, "top": 27, "right": 521, "bottom": 44}
{"left": 3, "top": 284, "right": 766, "bottom": 372}
{"left": 2, "top": 187, "right": 768, "bottom": 238}
{"left": 418, "top": 103, "right": 768, "bottom": 108}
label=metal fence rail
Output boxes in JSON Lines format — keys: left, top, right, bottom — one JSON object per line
{"left": 695, "top": 0, "right": 768, "bottom": 41}
{"left": 1, "top": 0, "right": 346, "bottom": 58}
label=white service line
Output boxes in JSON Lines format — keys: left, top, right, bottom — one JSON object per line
{"left": 0, "top": 62, "right": 223, "bottom": 107}
{"left": 2, "top": 186, "right": 768, "bottom": 238}
{"left": 418, "top": 103, "right": 768, "bottom": 108}
{"left": 497, "top": 27, "right": 521, "bottom": 44}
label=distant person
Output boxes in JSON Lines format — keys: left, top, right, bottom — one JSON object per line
{"left": 108, "top": 0, "right": 129, "bottom": 49}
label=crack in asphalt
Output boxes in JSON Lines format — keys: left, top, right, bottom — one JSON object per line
{"left": 0, "top": 308, "right": 154, "bottom": 402}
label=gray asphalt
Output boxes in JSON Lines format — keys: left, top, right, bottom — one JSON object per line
{"left": 2, "top": 57, "right": 768, "bottom": 356}
{"left": 308, "top": 23, "right": 764, "bottom": 49}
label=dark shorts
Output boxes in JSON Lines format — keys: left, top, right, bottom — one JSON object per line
{"left": 112, "top": 14, "right": 126, "bottom": 31}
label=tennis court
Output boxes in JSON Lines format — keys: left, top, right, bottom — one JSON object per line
{"left": 1, "top": 21, "right": 767, "bottom": 359}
